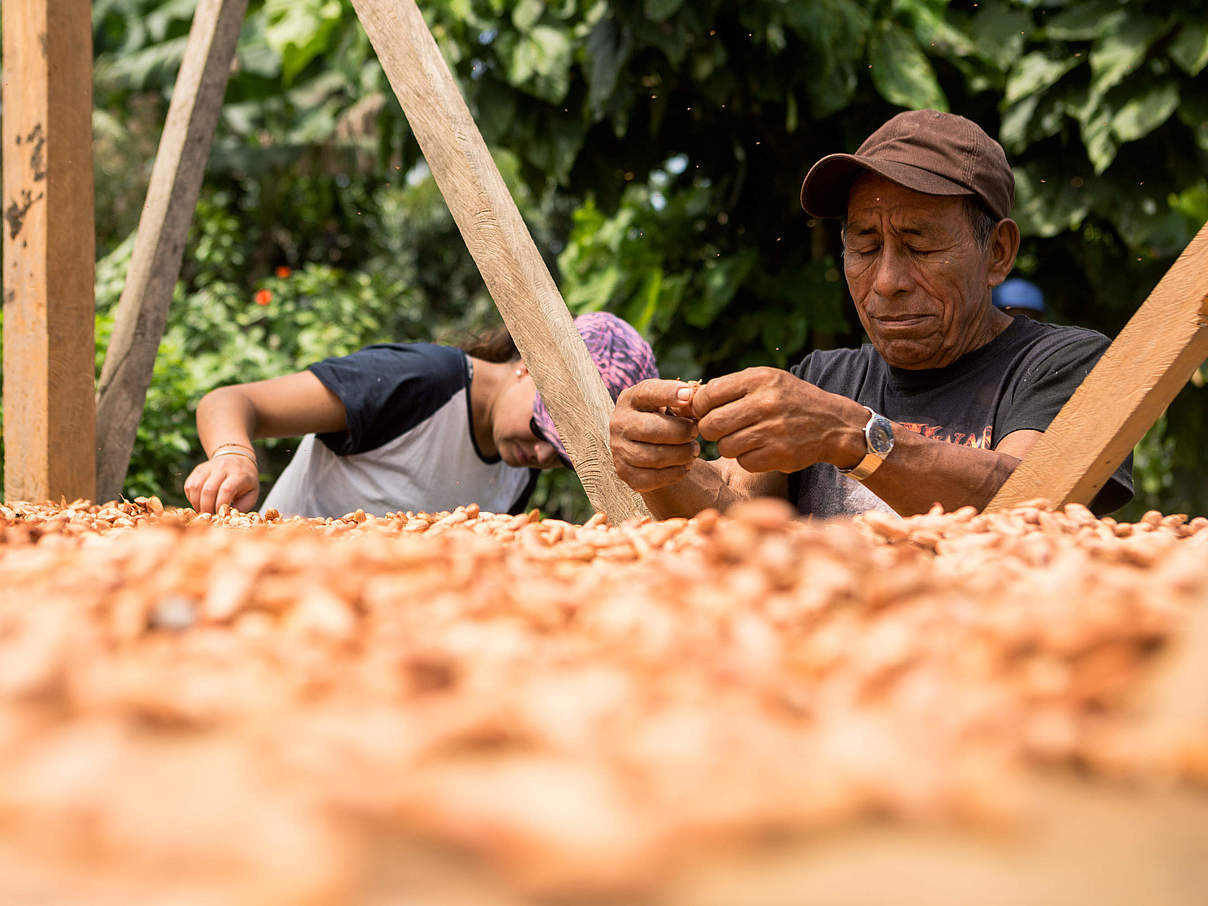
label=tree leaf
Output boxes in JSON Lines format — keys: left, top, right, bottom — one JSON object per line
{"left": 1043, "top": 1, "right": 1127, "bottom": 41}
{"left": 584, "top": 18, "right": 633, "bottom": 119}
{"left": 998, "top": 95, "right": 1040, "bottom": 154}
{"left": 894, "top": 0, "right": 977, "bottom": 59}
{"left": 683, "top": 252, "right": 756, "bottom": 328}
{"left": 791, "top": 0, "right": 868, "bottom": 119}
{"left": 265, "top": 0, "right": 345, "bottom": 85}
{"left": 644, "top": 0, "right": 685, "bottom": 23}
{"left": 1170, "top": 21, "right": 1208, "bottom": 75}
{"left": 1012, "top": 164, "right": 1091, "bottom": 238}
{"left": 512, "top": 0, "right": 544, "bottom": 32}
{"left": 1079, "top": 101, "right": 1118, "bottom": 174}
{"left": 964, "top": 4, "right": 1031, "bottom": 71}
{"left": 1004, "top": 52, "right": 1082, "bottom": 106}
{"left": 868, "top": 21, "right": 948, "bottom": 112}
{"left": 507, "top": 25, "right": 573, "bottom": 103}
{"left": 1089, "top": 14, "right": 1171, "bottom": 99}
{"left": 1111, "top": 82, "right": 1180, "bottom": 143}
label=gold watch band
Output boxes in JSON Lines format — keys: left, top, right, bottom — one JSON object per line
{"left": 838, "top": 406, "right": 889, "bottom": 481}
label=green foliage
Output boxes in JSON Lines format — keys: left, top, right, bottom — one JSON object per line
{"left": 4, "top": 0, "right": 1208, "bottom": 517}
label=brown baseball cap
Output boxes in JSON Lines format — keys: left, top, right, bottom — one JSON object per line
{"left": 800, "top": 109, "right": 1014, "bottom": 220}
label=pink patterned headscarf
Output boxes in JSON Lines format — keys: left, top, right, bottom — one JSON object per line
{"left": 531, "top": 312, "right": 659, "bottom": 466}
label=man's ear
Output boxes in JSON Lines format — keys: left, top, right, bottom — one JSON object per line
{"left": 987, "top": 218, "right": 1021, "bottom": 286}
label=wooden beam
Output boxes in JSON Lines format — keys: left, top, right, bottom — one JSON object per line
{"left": 987, "top": 222, "right": 1208, "bottom": 512}
{"left": 2, "top": 0, "right": 95, "bottom": 503}
{"left": 350, "top": 0, "right": 651, "bottom": 523}
{"left": 94, "top": 0, "right": 249, "bottom": 503}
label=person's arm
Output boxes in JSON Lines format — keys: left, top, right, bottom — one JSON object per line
{"left": 184, "top": 371, "right": 347, "bottom": 514}
{"left": 609, "top": 379, "right": 787, "bottom": 518}
{"left": 690, "top": 367, "right": 1038, "bottom": 517}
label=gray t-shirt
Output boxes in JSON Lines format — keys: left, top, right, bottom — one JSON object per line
{"left": 262, "top": 343, "right": 537, "bottom": 518}
{"left": 787, "top": 317, "right": 1134, "bottom": 518}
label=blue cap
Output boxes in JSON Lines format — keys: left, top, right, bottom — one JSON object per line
{"left": 993, "top": 278, "right": 1044, "bottom": 313}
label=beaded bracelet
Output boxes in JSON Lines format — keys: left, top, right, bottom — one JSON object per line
{"left": 211, "top": 448, "right": 257, "bottom": 465}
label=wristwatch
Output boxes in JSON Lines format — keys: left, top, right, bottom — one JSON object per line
{"left": 838, "top": 406, "right": 895, "bottom": 481}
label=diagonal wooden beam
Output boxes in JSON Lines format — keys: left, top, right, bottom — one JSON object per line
{"left": 94, "top": 0, "right": 249, "bottom": 503}
{"left": 350, "top": 0, "right": 650, "bottom": 523}
{"left": 987, "top": 221, "right": 1208, "bottom": 512}
{"left": 2, "top": 0, "right": 95, "bottom": 504}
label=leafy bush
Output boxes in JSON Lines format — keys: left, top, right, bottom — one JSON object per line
{"left": 6, "top": 0, "right": 1208, "bottom": 519}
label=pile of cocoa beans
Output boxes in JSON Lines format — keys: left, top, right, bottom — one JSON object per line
{"left": 0, "top": 497, "right": 1204, "bottom": 903}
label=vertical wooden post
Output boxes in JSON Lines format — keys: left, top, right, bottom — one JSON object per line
{"left": 2, "top": 0, "right": 96, "bottom": 503}
{"left": 351, "top": 0, "right": 650, "bottom": 522}
{"left": 94, "top": 0, "right": 249, "bottom": 503}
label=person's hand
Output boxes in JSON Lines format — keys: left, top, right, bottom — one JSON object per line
{"left": 183, "top": 453, "right": 261, "bottom": 514}
{"left": 691, "top": 367, "right": 864, "bottom": 473}
{"left": 609, "top": 379, "right": 702, "bottom": 492}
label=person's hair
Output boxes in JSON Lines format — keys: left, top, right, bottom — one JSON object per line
{"left": 839, "top": 194, "right": 1000, "bottom": 250}
{"left": 962, "top": 197, "right": 998, "bottom": 248}
{"left": 458, "top": 324, "right": 519, "bottom": 363}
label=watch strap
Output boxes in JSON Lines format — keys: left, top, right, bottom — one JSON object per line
{"left": 838, "top": 406, "right": 889, "bottom": 481}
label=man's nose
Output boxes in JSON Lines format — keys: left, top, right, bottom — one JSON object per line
{"left": 871, "top": 241, "right": 913, "bottom": 297}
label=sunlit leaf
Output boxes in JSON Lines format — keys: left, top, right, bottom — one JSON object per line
{"left": 869, "top": 21, "right": 948, "bottom": 111}
{"left": 1079, "top": 101, "right": 1118, "bottom": 173}
{"left": 512, "top": 0, "right": 544, "bottom": 31}
{"left": 1111, "top": 82, "right": 1179, "bottom": 143}
{"left": 1043, "top": 1, "right": 1127, "bottom": 41}
{"left": 1088, "top": 14, "right": 1171, "bottom": 98}
{"left": 1004, "top": 52, "right": 1082, "bottom": 106}
{"left": 507, "top": 25, "right": 573, "bottom": 103}
{"left": 265, "top": 0, "right": 346, "bottom": 85}
{"left": 1170, "top": 21, "right": 1208, "bottom": 75}
{"left": 1012, "top": 164, "right": 1092, "bottom": 238}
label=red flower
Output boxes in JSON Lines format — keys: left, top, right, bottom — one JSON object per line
{"left": 254, "top": 289, "right": 272, "bottom": 306}
{"left": 275, "top": 266, "right": 292, "bottom": 278}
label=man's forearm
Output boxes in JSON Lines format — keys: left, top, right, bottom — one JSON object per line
{"left": 636, "top": 459, "right": 729, "bottom": 519}
{"left": 639, "top": 458, "right": 792, "bottom": 519}
{"left": 858, "top": 431, "right": 1020, "bottom": 516}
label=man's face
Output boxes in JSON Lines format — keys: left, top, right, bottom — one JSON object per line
{"left": 842, "top": 173, "right": 1004, "bottom": 369}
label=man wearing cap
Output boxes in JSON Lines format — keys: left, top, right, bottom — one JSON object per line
{"left": 610, "top": 109, "right": 1132, "bottom": 518}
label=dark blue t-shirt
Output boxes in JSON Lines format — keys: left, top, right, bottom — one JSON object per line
{"left": 261, "top": 343, "right": 538, "bottom": 518}
{"left": 787, "top": 317, "right": 1134, "bottom": 517}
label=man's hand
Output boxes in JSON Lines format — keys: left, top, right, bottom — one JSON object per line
{"left": 609, "top": 379, "right": 702, "bottom": 492}
{"left": 183, "top": 454, "right": 261, "bottom": 514}
{"left": 691, "top": 367, "right": 865, "bottom": 474}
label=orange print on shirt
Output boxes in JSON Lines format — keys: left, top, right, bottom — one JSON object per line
{"left": 898, "top": 422, "right": 994, "bottom": 450}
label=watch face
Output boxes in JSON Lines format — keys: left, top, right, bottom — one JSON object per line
{"left": 867, "top": 415, "right": 894, "bottom": 457}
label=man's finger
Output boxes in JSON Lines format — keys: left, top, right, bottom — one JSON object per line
{"left": 620, "top": 378, "right": 700, "bottom": 413}
{"left": 614, "top": 438, "right": 700, "bottom": 470}
{"left": 714, "top": 424, "right": 764, "bottom": 462}
{"left": 618, "top": 464, "right": 694, "bottom": 493}
{"left": 618, "top": 408, "right": 700, "bottom": 446}
{"left": 691, "top": 370, "right": 762, "bottom": 418}
{"left": 697, "top": 399, "right": 765, "bottom": 444}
